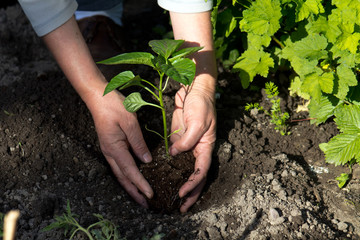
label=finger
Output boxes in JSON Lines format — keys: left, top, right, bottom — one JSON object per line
{"left": 179, "top": 166, "right": 207, "bottom": 198}
{"left": 179, "top": 142, "right": 213, "bottom": 197}
{"left": 106, "top": 156, "right": 149, "bottom": 208}
{"left": 170, "top": 122, "right": 208, "bottom": 155}
{"left": 106, "top": 142, "right": 154, "bottom": 199}
{"left": 124, "top": 120, "right": 152, "bottom": 163}
{"left": 180, "top": 179, "right": 206, "bottom": 213}
{"left": 179, "top": 145, "right": 212, "bottom": 212}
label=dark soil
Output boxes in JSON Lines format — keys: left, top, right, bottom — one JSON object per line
{"left": 0, "top": 2, "right": 360, "bottom": 240}
{"left": 140, "top": 143, "right": 195, "bottom": 212}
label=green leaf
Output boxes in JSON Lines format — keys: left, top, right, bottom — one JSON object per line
{"left": 331, "top": 45, "right": 360, "bottom": 68}
{"left": 92, "top": 229, "right": 103, "bottom": 239}
{"left": 336, "top": 27, "right": 360, "bottom": 54}
{"left": 332, "top": 0, "right": 355, "bottom": 9}
{"left": 228, "top": 49, "right": 240, "bottom": 63}
{"left": 335, "top": 104, "right": 360, "bottom": 134}
{"left": 170, "top": 46, "right": 203, "bottom": 60}
{"left": 281, "top": 34, "right": 328, "bottom": 83}
{"left": 152, "top": 55, "right": 167, "bottom": 70}
{"left": 247, "top": 33, "right": 272, "bottom": 48}
{"left": 293, "top": 0, "right": 325, "bottom": 22}
{"left": 162, "top": 58, "right": 197, "bottom": 86}
{"left": 319, "top": 105, "right": 360, "bottom": 166}
{"left": 335, "top": 173, "right": 350, "bottom": 188}
{"left": 281, "top": 34, "right": 328, "bottom": 62}
{"left": 233, "top": 48, "right": 274, "bottom": 88}
{"left": 103, "top": 71, "right": 142, "bottom": 95}
{"left": 319, "top": 72, "right": 335, "bottom": 94}
{"left": 97, "top": 52, "right": 155, "bottom": 67}
{"left": 307, "top": 15, "right": 341, "bottom": 43}
{"left": 123, "top": 92, "right": 161, "bottom": 112}
{"left": 149, "top": 39, "right": 184, "bottom": 59}
{"left": 335, "top": 64, "right": 358, "bottom": 100}
{"left": 301, "top": 72, "right": 322, "bottom": 102}
{"left": 328, "top": 7, "right": 357, "bottom": 33}
{"left": 308, "top": 94, "right": 341, "bottom": 124}
{"left": 291, "top": 58, "right": 319, "bottom": 79}
{"left": 226, "top": 16, "right": 237, "bottom": 37}
{"left": 320, "top": 133, "right": 360, "bottom": 166}
{"left": 217, "top": 8, "right": 236, "bottom": 37}
{"left": 153, "top": 54, "right": 196, "bottom": 85}
{"left": 289, "top": 76, "right": 310, "bottom": 99}
{"left": 240, "top": 0, "right": 282, "bottom": 37}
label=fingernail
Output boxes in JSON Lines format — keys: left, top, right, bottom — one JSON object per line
{"left": 143, "top": 152, "right": 152, "bottom": 163}
{"left": 170, "top": 147, "right": 179, "bottom": 156}
{"left": 145, "top": 191, "right": 153, "bottom": 199}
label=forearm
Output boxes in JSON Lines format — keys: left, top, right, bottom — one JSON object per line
{"left": 41, "top": 16, "right": 106, "bottom": 110}
{"left": 170, "top": 11, "right": 217, "bottom": 95}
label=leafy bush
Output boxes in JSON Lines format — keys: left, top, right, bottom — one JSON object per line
{"left": 213, "top": 0, "right": 360, "bottom": 186}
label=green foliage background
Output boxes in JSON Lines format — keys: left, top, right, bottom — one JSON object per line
{"left": 212, "top": 0, "right": 360, "bottom": 183}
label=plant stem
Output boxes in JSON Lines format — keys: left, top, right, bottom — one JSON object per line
{"left": 143, "top": 86, "right": 160, "bottom": 101}
{"left": 159, "top": 72, "right": 170, "bottom": 155}
{"left": 272, "top": 36, "right": 285, "bottom": 49}
{"left": 70, "top": 226, "right": 94, "bottom": 240}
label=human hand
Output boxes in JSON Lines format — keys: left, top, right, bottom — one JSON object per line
{"left": 40, "top": 15, "right": 153, "bottom": 208}
{"left": 170, "top": 85, "right": 216, "bottom": 212}
{"left": 87, "top": 88, "right": 153, "bottom": 207}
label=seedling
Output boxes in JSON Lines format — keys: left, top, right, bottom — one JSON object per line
{"left": 42, "top": 201, "right": 121, "bottom": 240}
{"left": 98, "top": 39, "right": 202, "bottom": 155}
{"left": 335, "top": 159, "right": 356, "bottom": 188}
{"left": 264, "top": 82, "right": 290, "bottom": 135}
{"left": 245, "top": 82, "right": 290, "bottom": 135}
{"left": 42, "top": 201, "right": 165, "bottom": 240}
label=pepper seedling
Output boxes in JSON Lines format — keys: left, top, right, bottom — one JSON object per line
{"left": 98, "top": 39, "right": 202, "bottom": 156}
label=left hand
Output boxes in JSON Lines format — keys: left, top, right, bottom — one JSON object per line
{"left": 170, "top": 85, "right": 216, "bottom": 212}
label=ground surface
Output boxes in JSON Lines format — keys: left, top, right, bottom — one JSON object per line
{"left": 0, "top": 2, "right": 360, "bottom": 240}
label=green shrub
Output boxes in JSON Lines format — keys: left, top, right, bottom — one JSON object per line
{"left": 213, "top": 0, "right": 360, "bottom": 186}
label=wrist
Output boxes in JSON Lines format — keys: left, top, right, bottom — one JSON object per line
{"left": 76, "top": 72, "right": 109, "bottom": 112}
{"left": 191, "top": 73, "right": 217, "bottom": 97}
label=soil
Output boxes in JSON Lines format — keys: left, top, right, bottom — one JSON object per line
{"left": 0, "top": 2, "right": 360, "bottom": 240}
{"left": 140, "top": 143, "right": 195, "bottom": 212}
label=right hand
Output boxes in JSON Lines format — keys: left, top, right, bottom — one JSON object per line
{"left": 86, "top": 87, "right": 153, "bottom": 207}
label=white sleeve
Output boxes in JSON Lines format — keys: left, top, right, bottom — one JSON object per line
{"left": 157, "top": 0, "right": 213, "bottom": 13}
{"left": 18, "top": 0, "right": 78, "bottom": 37}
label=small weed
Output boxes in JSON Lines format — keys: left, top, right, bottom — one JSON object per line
{"left": 18, "top": 142, "right": 25, "bottom": 157}
{"left": 43, "top": 201, "right": 165, "bottom": 240}
{"left": 244, "top": 102, "right": 264, "bottom": 112}
{"left": 245, "top": 82, "right": 290, "bottom": 135}
{"left": 336, "top": 159, "right": 356, "bottom": 188}
{"left": 42, "top": 201, "right": 122, "bottom": 240}
{"left": 264, "top": 82, "right": 290, "bottom": 135}
{"left": 3, "top": 110, "right": 13, "bottom": 116}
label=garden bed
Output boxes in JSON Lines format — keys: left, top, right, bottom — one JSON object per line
{"left": 0, "top": 3, "right": 359, "bottom": 239}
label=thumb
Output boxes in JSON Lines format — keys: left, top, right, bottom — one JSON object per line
{"left": 169, "top": 124, "right": 203, "bottom": 155}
